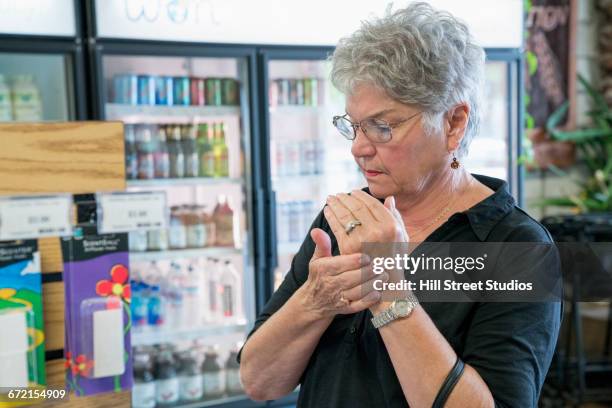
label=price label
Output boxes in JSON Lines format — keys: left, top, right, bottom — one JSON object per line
{"left": 97, "top": 192, "right": 167, "bottom": 233}
{"left": 0, "top": 195, "right": 73, "bottom": 240}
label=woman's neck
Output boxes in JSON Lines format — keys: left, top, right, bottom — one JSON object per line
{"left": 395, "top": 168, "right": 476, "bottom": 238}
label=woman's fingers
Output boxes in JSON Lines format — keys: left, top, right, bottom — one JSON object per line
{"left": 342, "top": 272, "right": 388, "bottom": 301}
{"left": 340, "top": 290, "right": 382, "bottom": 314}
{"left": 351, "top": 189, "right": 395, "bottom": 223}
{"left": 332, "top": 264, "right": 380, "bottom": 289}
{"left": 312, "top": 252, "right": 370, "bottom": 276}
{"left": 334, "top": 192, "right": 378, "bottom": 224}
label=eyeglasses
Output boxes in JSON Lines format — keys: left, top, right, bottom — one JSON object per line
{"left": 332, "top": 111, "right": 422, "bottom": 143}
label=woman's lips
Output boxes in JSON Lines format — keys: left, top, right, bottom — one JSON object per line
{"left": 365, "top": 169, "right": 384, "bottom": 177}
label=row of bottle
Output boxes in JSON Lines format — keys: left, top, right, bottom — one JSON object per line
{"left": 269, "top": 77, "right": 322, "bottom": 107}
{"left": 132, "top": 342, "right": 242, "bottom": 408}
{"left": 129, "top": 198, "right": 235, "bottom": 252}
{"left": 271, "top": 139, "right": 326, "bottom": 177}
{"left": 125, "top": 122, "right": 230, "bottom": 180}
{"left": 277, "top": 200, "right": 318, "bottom": 244}
{"left": 0, "top": 74, "right": 43, "bottom": 121}
{"left": 131, "top": 257, "right": 243, "bottom": 328}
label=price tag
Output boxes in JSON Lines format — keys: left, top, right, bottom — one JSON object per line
{"left": 0, "top": 195, "right": 73, "bottom": 240}
{"left": 97, "top": 192, "right": 167, "bottom": 233}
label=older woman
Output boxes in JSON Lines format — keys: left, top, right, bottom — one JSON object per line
{"left": 239, "top": 3, "right": 561, "bottom": 407}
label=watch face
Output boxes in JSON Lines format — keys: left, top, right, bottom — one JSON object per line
{"left": 394, "top": 299, "right": 410, "bottom": 317}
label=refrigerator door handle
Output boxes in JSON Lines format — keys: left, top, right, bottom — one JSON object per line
{"left": 269, "top": 190, "right": 279, "bottom": 271}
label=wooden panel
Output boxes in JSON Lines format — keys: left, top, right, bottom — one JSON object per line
{"left": 43, "top": 282, "right": 65, "bottom": 351}
{"left": 0, "top": 121, "right": 126, "bottom": 194}
{"left": 40, "top": 237, "right": 63, "bottom": 274}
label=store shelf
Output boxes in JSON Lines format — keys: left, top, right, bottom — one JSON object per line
{"left": 106, "top": 103, "right": 241, "bottom": 123}
{"left": 127, "top": 177, "right": 242, "bottom": 188}
{"left": 132, "top": 321, "right": 248, "bottom": 346}
{"left": 129, "top": 247, "right": 242, "bottom": 262}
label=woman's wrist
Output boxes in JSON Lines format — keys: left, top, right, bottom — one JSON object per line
{"left": 294, "top": 284, "right": 335, "bottom": 323}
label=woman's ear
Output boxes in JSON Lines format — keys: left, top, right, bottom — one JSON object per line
{"left": 445, "top": 103, "right": 470, "bottom": 152}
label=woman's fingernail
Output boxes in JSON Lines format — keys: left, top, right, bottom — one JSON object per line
{"left": 361, "top": 254, "right": 371, "bottom": 264}
{"left": 381, "top": 273, "right": 389, "bottom": 282}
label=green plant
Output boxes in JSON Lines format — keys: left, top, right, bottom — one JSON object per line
{"left": 537, "top": 74, "right": 612, "bottom": 213}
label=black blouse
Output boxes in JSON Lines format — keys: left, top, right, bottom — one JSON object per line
{"left": 240, "top": 174, "right": 562, "bottom": 408}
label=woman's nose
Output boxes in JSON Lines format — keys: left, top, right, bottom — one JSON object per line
{"left": 350, "top": 128, "right": 376, "bottom": 158}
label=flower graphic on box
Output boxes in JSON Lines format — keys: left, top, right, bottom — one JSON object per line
{"left": 65, "top": 351, "right": 94, "bottom": 377}
{"left": 95, "top": 264, "right": 131, "bottom": 303}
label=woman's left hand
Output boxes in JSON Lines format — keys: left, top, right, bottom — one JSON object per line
{"left": 324, "top": 189, "right": 409, "bottom": 255}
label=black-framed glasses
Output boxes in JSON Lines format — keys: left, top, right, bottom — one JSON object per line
{"left": 332, "top": 111, "right": 422, "bottom": 143}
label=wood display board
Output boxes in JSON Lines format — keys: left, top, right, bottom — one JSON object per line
{"left": 0, "top": 122, "right": 130, "bottom": 407}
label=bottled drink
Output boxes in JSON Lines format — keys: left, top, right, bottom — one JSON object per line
{"left": 148, "top": 284, "right": 164, "bottom": 327}
{"left": 11, "top": 74, "right": 42, "bottom": 121}
{"left": 178, "top": 350, "right": 204, "bottom": 401}
{"left": 124, "top": 125, "right": 139, "bottom": 180}
{"left": 133, "top": 350, "right": 156, "bottom": 408}
{"left": 167, "top": 125, "right": 185, "bottom": 178}
{"left": 197, "top": 123, "right": 214, "bottom": 177}
{"left": 152, "top": 126, "right": 170, "bottom": 179}
{"left": 182, "top": 262, "right": 202, "bottom": 327}
{"left": 136, "top": 126, "right": 155, "bottom": 180}
{"left": 201, "top": 347, "right": 225, "bottom": 400}
{"left": 212, "top": 195, "right": 234, "bottom": 247}
{"left": 185, "top": 205, "right": 207, "bottom": 248}
{"left": 207, "top": 258, "right": 221, "bottom": 323}
{"left": 181, "top": 124, "right": 199, "bottom": 178}
{"left": 154, "top": 350, "right": 180, "bottom": 406}
{"left": 164, "top": 262, "right": 185, "bottom": 328}
{"left": 129, "top": 230, "right": 148, "bottom": 252}
{"left": 313, "top": 140, "right": 325, "bottom": 174}
{"left": 168, "top": 206, "right": 187, "bottom": 249}
{"left": 220, "top": 260, "right": 242, "bottom": 321}
{"left": 213, "top": 123, "right": 229, "bottom": 177}
{"left": 147, "top": 227, "right": 169, "bottom": 251}
{"left": 225, "top": 345, "right": 242, "bottom": 395}
{"left": 0, "top": 74, "right": 13, "bottom": 121}
{"left": 131, "top": 282, "right": 149, "bottom": 330}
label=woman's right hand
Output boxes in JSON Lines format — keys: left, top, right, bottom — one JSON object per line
{"left": 298, "top": 228, "right": 384, "bottom": 319}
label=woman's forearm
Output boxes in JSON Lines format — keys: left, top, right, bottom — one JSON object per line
{"left": 240, "top": 285, "right": 334, "bottom": 401}
{"left": 378, "top": 305, "right": 494, "bottom": 408}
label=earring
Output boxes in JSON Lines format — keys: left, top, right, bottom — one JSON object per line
{"left": 450, "top": 153, "right": 460, "bottom": 169}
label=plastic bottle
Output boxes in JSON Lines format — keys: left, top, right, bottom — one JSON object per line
{"left": 129, "top": 230, "right": 148, "bottom": 252}
{"left": 168, "top": 206, "right": 187, "bottom": 249}
{"left": 185, "top": 205, "right": 207, "bottom": 248}
{"left": 207, "top": 258, "right": 221, "bottom": 323}
{"left": 213, "top": 122, "right": 229, "bottom": 177}
{"left": 181, "top": 125, "right": 199, "bottom": 178}
{"left": 131, "top": 282, "right": 149, "bottom": 330}
{"left": 11, "top": 74, "right": 42, "bottom": 121}
{"left": 137, "top": 126, "right": 155, "bottom": 180}
{"left": 220, "top": 260, "right": 242, "bottom": 322}
{"left": 124, "top": 125, "right": 139, "bottom": 180}
{"left": 225, "top": 345, "right": 243, "bottom": 395}
{"left": 182, "top": 262, "right": 201, "bottom": 327}
{"left": 167, "top": 125, "right": 185, "bottom": 178}
{"left": 0, "top": 74, "right": 14, "bottom": 121}
{"left": 165, "top": 262, "right": 185, "bottom": 328}
{"left": 132, "top": 350, "right": 156, "bottom": 408}
{"left": 153, "top": 126, "right": 170, "bottom": 179}
{"left": 212, "top": 195, "right": 234, "bottom": 247}
{"left": 154, "top": 350, "right": 180, "bottom": 406}
{"left": 197, "top": 123, "right": 214, "bottom": 177}
{"left": 178, "top": 350, "right": 204, "bottom": 401}
{"left": 147, "top": 284, "right": 164, "bottom": 327}
{"left": 201, "top": 346, "right": 225, "bottom": 400}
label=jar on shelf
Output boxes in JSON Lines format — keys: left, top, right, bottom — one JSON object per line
{"left": 147, "top": 227, "right": 169, "bottom": 251}
{"left": 203, "top": 210, "right": 216, "bottom": 247}
{"left": 185, "top": 205, "right": 207, "bottom": 248}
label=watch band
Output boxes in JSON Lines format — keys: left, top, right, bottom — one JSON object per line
{"left": 371, "top": 293, "right": 419, "bottom": 329}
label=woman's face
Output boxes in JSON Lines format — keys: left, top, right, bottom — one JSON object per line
{"left": 346, "top": 83, "right": 448, "bottom": 200}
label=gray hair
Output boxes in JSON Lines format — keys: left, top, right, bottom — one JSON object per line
{"left": 330, "top": 2, "right": 486, "bottom": 157}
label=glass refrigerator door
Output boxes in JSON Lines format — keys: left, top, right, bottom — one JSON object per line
{"left": 0, "top": 53, "right": 74, "bottom": 122}
{"left": 269, "top": 60, "right": 362, "bottom": 289}
{"left": 101, "top": 54, "right": 255, "bottom": 405}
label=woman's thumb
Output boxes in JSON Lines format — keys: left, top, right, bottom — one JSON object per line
{"left": 310, "top": 228, "right": 332, "bottom": 260}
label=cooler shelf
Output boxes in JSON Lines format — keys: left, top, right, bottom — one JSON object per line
{"left": 127, "top": 177, "right": 243, "bottom": 188}
{"left": 129, "top": 247, "right": 242, "bottom": 262}
{"left": 106, "top": 103, "right": 241, "bottom": 123}
{"left": 132, "top": 322, "right": 248, "bottom": 346}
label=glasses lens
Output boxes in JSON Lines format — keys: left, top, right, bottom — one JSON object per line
{"left": 363, "top": 118, "right": 392, "bottom": 143}
{"left": 333, "top": 117, "right": 355, "bottom": 140}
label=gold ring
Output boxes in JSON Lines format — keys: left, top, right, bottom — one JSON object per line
{"left": 345, "top": 219, "right": 362, "bottom": 235}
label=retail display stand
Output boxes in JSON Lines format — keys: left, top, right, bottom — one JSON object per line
{"left": 0, "top": 122, "right": 129, "bottom": 407}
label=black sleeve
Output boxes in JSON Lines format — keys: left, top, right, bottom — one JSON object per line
{"left": 237, "top": 209, "right": 332, "bottom": 363}
{"left": 462, "top": 220, "right": 562, "bottom": 407}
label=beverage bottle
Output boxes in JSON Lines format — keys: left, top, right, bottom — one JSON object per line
{"left": 129, "top": 230, "right": 149, "bottom": 252}
{"left": 197, "top": 123, "right": 214, "bottom": 177}
{"left": 148, "top": 284, "right": 164, "bottom": 327}
{"left": 147, "top": 227, "right": 168, "bottom": 251}
{"left": 153, "top": 126, "right": 170, "bottom": 179}
{"left": 181, "top": 124, "right": 199, "bottom": 177}
{"left": 201, "top": 123, "right": 216, "bottom": 177}
{"left": 164, "top": 262, "right": 185, "bottom": 328}
{"left": 220, "top": 260, "right": 242, "bottom": 322}
{"left": 201, "top": 346, "right": 225, "bottom": 400}
{"left": 212, "top": 195, "right": 234, "bottom": 247}
{"left": 124, "top": 125, "right": 139, "bottom": 180}
{"left": 206, "top": 258, "right": 221, "bottom": 323}
{"left": 313, "top": 139, "right": 325, "bottom": 174}
{"left": 225, "top": 345, "right": 243, "bottom": 395}
{"left": 167, "top": 125, "right": 185, "bottom": 178}
{"left": 0, "top": 74, "right": 13, "bottom": 121}
{"left": 132, "top": 350, "right": 156, "bottom": 408}
{"left": 11, "top": 74, "right": 42, "bottom": 121}
{"left": 213, "top": 122, "right": 229, "bottom": 177}
{"left": 131, "top": 282, "right": 148, "bottom": 330}
{"left": 154, "top": 350, "right": 180, "bottom": 406}
{"left": 182, "top": 262, "right": 202, "bottom": 327}
{"left": 185, "top": 205, "right": 207, "bottom": 248}
{"left": 137, "top": 126, "right": 155, "bottom": 180}
{"left": 178, "top": 351, "right": 204, "bottom": 401}
{"left": 168, "top": 206, "right": 187, "bottom": 249}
